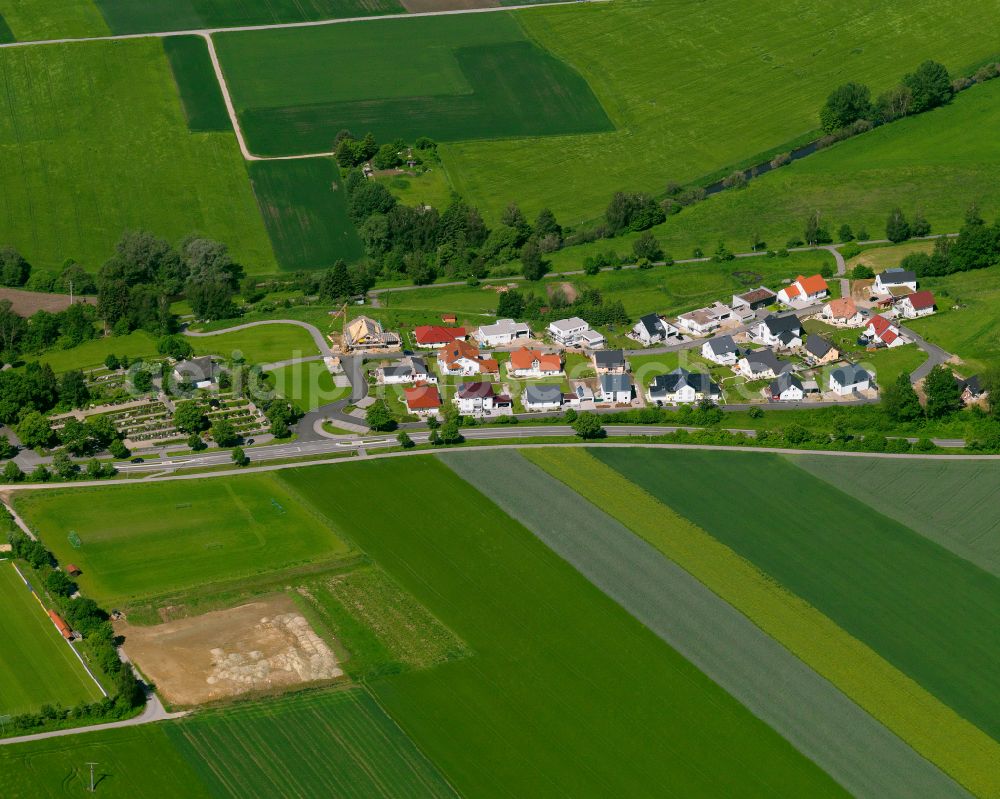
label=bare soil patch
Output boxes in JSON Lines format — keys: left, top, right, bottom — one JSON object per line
{"left": 120, "top": 595, "right": 342, "bottom": 706}
{"left": 401, "top": 0, "right": 498, "bottom": 11}
{"left": 0, "top": 288, "right": 95, "bottom": 315}
{"left": 547, "top": 281, "right": 578, "bottom": 303}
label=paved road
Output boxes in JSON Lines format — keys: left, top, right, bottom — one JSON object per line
{"left": 903, "top": 325, "right": 952, "bottom": 382}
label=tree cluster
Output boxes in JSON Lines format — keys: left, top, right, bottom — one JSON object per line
{"left": 497, "top": 286, "right": 628, "bottom": 328}
{"left": 900, "top": 207, "right": 1000, "bottom": 277}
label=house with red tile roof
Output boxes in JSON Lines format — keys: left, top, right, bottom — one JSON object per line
{"left": 436, "top": 340, "right": 497, "bottom": 377}
{"left": 404, "top": 385, "right": 442, "bottom": 417}
{"left": 821, "top": 297, "right": 864, "bottom": 327}
{"left": 507, "top": 347, "right": 563, "bottom": 378}
{"left": 897, "top": 291, "right": 936, "bottom": 319}
{"left": 864, "top": 314, "right": 905, "bottom": 348}
{"left": 413, "top": 325, "right": 466, "bottom": 348}
{"left": 777, "top": 274, "right": 829, "bottom": 306}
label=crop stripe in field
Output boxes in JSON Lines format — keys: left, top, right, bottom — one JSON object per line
{"left": 519, "top": 447, "right": 1000, "bottom": 799}
{"left": 440, "top": 450, "right": 971, "bottom": 799}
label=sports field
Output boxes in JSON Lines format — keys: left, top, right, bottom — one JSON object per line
{"left": 280, "top": 459, "right": 845, "bottom": 798}
{"left": 593, "top": 449, "right": 1000, "bottom": 748}
{"left": 95, "top": 0, "right": 402, "bottom": 35}
{"left": 214, "top": 15, "right": 612, "bottom": 155}
{"left": 523, "top": 447, "right": 1000, "bottom": 797}
{"left": 0, "top": 39, "right": 277, "bottom": 274}
{"left": 163, "top": 36, "right": 231, "bottom": 132}
{"left": 167, "top": 689, "right": 456, "bottom": 799}
{"left": 13, "top": 475, "right": 353, "bottom": 605}
{"left": 249, "top": 159, "right": 363, "bottom": 270}
{"left": 188, "top": 323, "right": 320, "bottom": 364}
{"left": 440, "top": 0, "right": 1000, "bottom": 223}
{"left": 0, "top": 562, "right": 103, "bottom": 716}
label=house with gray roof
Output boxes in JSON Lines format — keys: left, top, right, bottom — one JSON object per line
{"left": 701, "top": 335, "right": 739, "bottom": 365}
{"left": 829, "top": 364, "right": 871, "bottom": 395}
{"left": 592, "top": 349, "right": 627, "bottom": 375}
{"left": 173, "top": 356, "right": 218, "bottom": 389}
{"left": 647, "top": 368, "right": 720, "bottom": 404}
{"left": 599, "top": 373, "right": 633, "bottom": 404}
{"left": 631, "top": 313, "right": 679, "bottom": 346}
{"left": 522, "top": 383, "right": 564, "bottom": 411}
{"left": 751, "top": 313, "right": 802, "bottom": 349}
{"left": 769, "top": 372, "right": 804, "bottom": 401}
{"left": 737, "top": 348, "right": 793, "bottom": 381}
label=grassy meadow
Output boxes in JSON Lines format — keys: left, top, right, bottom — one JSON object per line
{"left": 442, "top": 0, "right": 1000, "bottom": 224}
{"left": 0, "top": 562, "right": 104, "bottom": 715}
{"left": 24, "top": 330, "right": 158, "bottom": 373}
{"left": 596, "top": 449, "right": 1000, "bottom": 747}
{"left": 269, "top": 360, "right": 348, "bottom": 410}
{"left": 214, "top": 15, "right": 611, "bottom": 155}
{"left": 0, "top": 39, "right": 277, "bottom": 274}
{"left": 188, "top": 323, "right": 320, "bottom": 364}
{"left": 524, "top": 447, "right": 1000, "bottom": 797}
{"left": 281, "top": 459, "right": 846, "bottom": 798}
{"left": 14, "top": 475, "right": 353, "bottom": 606}
{"left": 248, "top": 158, "right": 363, "bottom": 270}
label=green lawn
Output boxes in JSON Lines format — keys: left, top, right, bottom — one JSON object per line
{"left": 248, "top": 158, "right": 362, "bottom": 270}
{"left": 905, "top": 264, "right": 1000, "bottom": 373}
{"left": 14, "top": 475, "right": 353, "bottom": 606}
{"left": 214, "top": 15, "right": 611, "bottom": 155}
{"left": 0, "top": 39, "right": 277, "bottom": 274}
{"left": 524, "top": 447, "right": 1000, "bottom": 797}
{"left": 280, "top": 458, "right": 845, "bottom": 798}
{"left": 163, "top": 35, "right": 231, "bottom": 132}
{"left": 378, "top": 165, "right": 455, "bottom": 211}
{"left": 595, "top": 448, "right": 1000, "bottom": 748}
{"left": 443, "top": 0, "right": 1000, "bottom": 224}
{"left": 0, "top": 0, "right": 108, "bottom": 40}
{"left": 24, "top": 330, "right": 158, "bottom": 373}
{"left": 793, "top": 456, "right": 1000, "bottom": 579}
{"left": 188, "top": 323, "right": 320, "bottom": 364}
{"left": 0, "top": 562, "right": 104, "bottom": 716}
{"left": 166, "top": 689, "right": 456, "bottom": 799}
{"left": 268, "top": 360, "right": 348, "bottom": 410}
{"left": 860, "top": 344, "right": 927, "bottom": 387}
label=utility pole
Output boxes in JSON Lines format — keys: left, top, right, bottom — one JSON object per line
{"left": 85, "top": 762, "right": 98, "bottom": 793}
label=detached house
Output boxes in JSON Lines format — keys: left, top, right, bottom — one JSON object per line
{"left": 898, "top": 291, "right": 936, "bottom": 319}
{"left": 522, "top": 383, "right": 564, "bottom": 411}
{"left": 769, "top": 372, "right": 804, "bottom": 401}
{"left": 803, "top": 334, "right": 839, "bottom": 366}
{"left": 378, "top": 356, "right": 431, "bottom": 385}
{"left": 676, "top": 303, "right": 734, "bottom": 336}
{"left": 956, "top": 374, "right": 987, "bottom": 404}
{"left": 593, "top": 349, "right": 627, "bottom": 375}
{"left": 507, "top": 348, "right": 563, "bottom": 378}
{"left": 822, "top": 297, "right": 864, "bottom": 328}
{"left": 413, "top": 325, "right": 466, "bottom": 348}
{"left": 437, "top": 340, "right": 498, "bottom": 376}
{"left": 632, "top": 313, "right": 679, "bottom": 345}
{"left": 345, "top": 316, "right": 399, "bottom": 350}
{"left": 701, "top": 335, "right": 739, "bottom": 365}
{"left": 752, "top": 314, "right": 803, "bottom": 349}
{"left": 777, "top": 274, "right": 828, "bottom": 306}
{"left": 731, "top": 286, "right": 777, "bottom": 315}
{"left": 476, "top": 319, "right": 531, "bottom": 347}
{"left": 455, "top": 382, "right": 511, "bottom": 416}
{"left": 874, "top": 268, "right": 918, "bottom": 294}
{"left": 647, "top": 368, "right": 720, "bottom": 405}
{"left": 548, "top": 317, "right": 604, "bottom": 348}
{"left": 599, "top": 373, "right": 633, "bottom": 404}
{"left": 829, "top": 364, "right": 872, "bottom": 395}
{"left": 738, "top": 348, "right": 792, "bottom": 380}
{"left": 404, "top": 385, "right": 441, "bottom": 417}
{"left": 864, "top": 315, "right": 904, "bottom": 348}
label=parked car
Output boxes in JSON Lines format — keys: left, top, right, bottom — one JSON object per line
{"left": 130, "top": 457, "right": 144, "bottom": 464}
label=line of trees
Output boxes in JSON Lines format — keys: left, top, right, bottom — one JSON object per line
{"left": 496, "top": 286, "right": 628, "bottom": 328}
{"left": 900, "top": 206, "right": 1000, "bottom": 277}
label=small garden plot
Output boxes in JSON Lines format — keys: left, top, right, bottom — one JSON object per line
{"left": 119, "top": 594, "right": 342, "bottom": 706}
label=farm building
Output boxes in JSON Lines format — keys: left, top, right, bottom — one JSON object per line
{"left": 701, "top": 335, "right": 739, "bottom": 365}
{"left": 507, "top": 348, "right": 562, "bottom": 378}
{"left": 647, "top": 368, "right": 720, "bottom": 404}
{"left": 777, "top": 274, "right": 828, "bottom": 306}
{"left": 475, "top": 319, "right": 531, "bottom": 347}
{"left": 821, "top": 297, "right": 864, "bottom": 327}
{"left": 413, "top": 325, "right": 466, "bottom": 348}
{"left": 898, "top": 291, "right": 936, "bottom": 319}
{"left": 829, "top": 364, "right": 872, "bottom": 395}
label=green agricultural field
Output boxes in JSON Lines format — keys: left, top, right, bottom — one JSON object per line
{"left": 443, "top": 0, "right": 1000, "bottom": 224}
{"left": 905, "top": 264, "right": 1000, "bottom": 373}
{"left": 24, "top": 330, "right": 158, "bottom": 373}
{"left": 94, "top": 0, "right": 402, "bottom": 35}
{"left": 524, "top": 447, "right": 1000, "bottom": 797}
{"left": 214, "top": 15, "right": 612, "bottom": 155}
{"left": 559, "top": 76, "right": 1000, "bottom": 272}
{"left": 0, "top": 724, "right": 212, "bottom": 798}
{"left": 268, "top": 360, "right": 348, "bottom": 410}
{"left": 0, "top": 39, "right": 277, "bottom": 274}
{"left": 163, "top": 36, "right": 231, "bottom": 132}
{"left": 188, "top": 323, "right": 320, "bottom": 364}
{"left": 793, "top": 456, "right": 1000, "bottom": 578}
{"left": 248, "top": 158, "right": 363, "bottom": 270}
{"left": 595, "top": 448, "right": 1000, "bottom": 747}
{"left": 0, "top": 13, "right": 13, "bottom": 42}
{"left": 0, "top": 562, "right": 104, "bottom": 716}
{"left": 280, "top": 459, "right": 845, "bottom": 798}
{"left": 14, "top": 474, "right": 353, "bottom": 606}
{"left": 167, "top": 689, "right": 456, "bottom": 799}
{"left": 0, "top": 0, "right": 108, "bottom": 41}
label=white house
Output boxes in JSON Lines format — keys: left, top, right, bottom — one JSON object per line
{"left": 701, "top": 335, "right": 739, "bottom": 365}
{"left": 173, "top": 356, "right": 217, "bottom": 389}
{"left": 776, "top": 274, "right": 828, "bottom": 306}
{"left": 378, "top": 356, "right": 432, "bottom": 385}
{"left": 507, "top": 348, "right": 563, "bottom": 378}
{"left": 874, "top": 268, "right": 918, "bottom": 295}
{"left": 647, "top": 368, "right": 720, "bottom": 405}
{"left": 632, "top": 313, "right": 679, "bottom": 345}
{"left": 437, "top": 341, "right": 498, "bottom": 377}
{"left": 769, "top": 372, "right": 804, "bottom": 402}
{"left": 829, "top": 364, "right": 872, "bottom": 395}
{"left": 864, "top": 315, "right": 904, "bottom": 348}
{"left": 577, "top": 329, "right": 606, "bottom": 349}
{"left": 822, "top": 297, "right": 864, "bottom": 328}
{"left": 522, "top": 383, "right": 564, "bottom": 411}
{"left": 455, "top": 382, "right": 510, "bottom": 415}
{"left": 599, "top": 373, "right": 633, "bottom": 404}
{"left": 476, "top": 319, "right": 531, "bottom": 347}
{"left": 898, "top": 290, "right": 936, "bottom": 319}
{"left": 738, "top": 348, "right": 792, "bottom": 381}
{"left": 403, "top": 385, "right": 441, "bottom": 417}
{"left": 676, "top": 302, "right": 734, "bottom": 336}
{"left": 751, "top": 314, "right": 802, "bottom": 349}
{"left": 548, "top": 317, "right": 590, "bottom": 346}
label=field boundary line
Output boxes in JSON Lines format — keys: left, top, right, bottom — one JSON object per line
{"left": 8, "top": 561, "right": 108, "bottom": 698}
